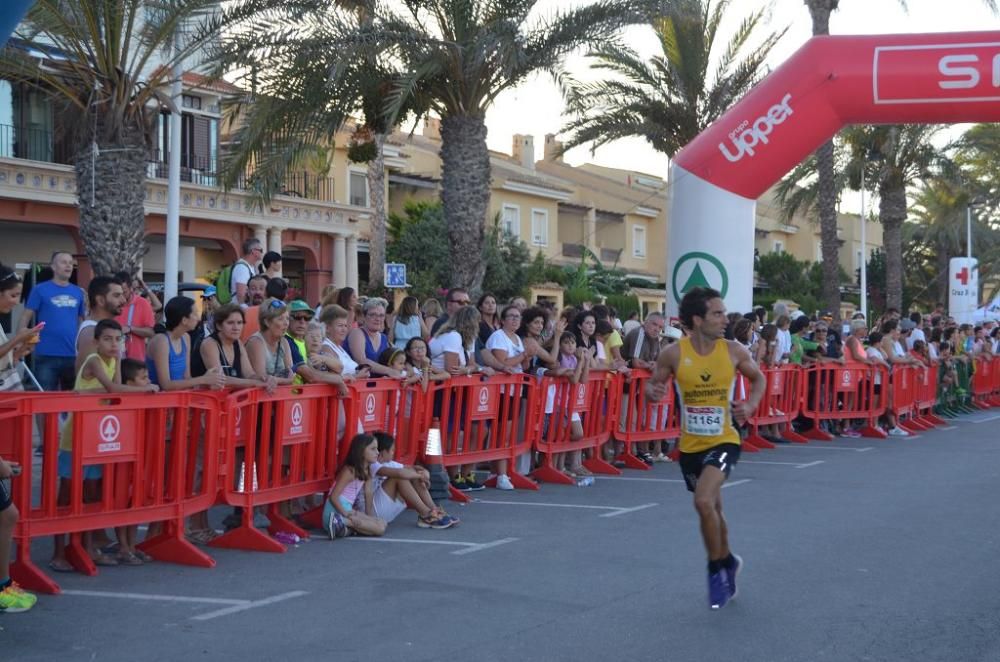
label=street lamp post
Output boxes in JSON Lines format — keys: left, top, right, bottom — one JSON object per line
{"left": 860, "top": 164, "right": 867, "bottom": 320}
{"left": 967, "top": 197, "right": 985, "bottom": 260}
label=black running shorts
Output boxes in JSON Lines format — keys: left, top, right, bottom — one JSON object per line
{"left": 679, "top": 443, "right": 741, "bottom": 493}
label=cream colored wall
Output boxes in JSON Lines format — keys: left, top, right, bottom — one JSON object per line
{"left": 387, "top": 186, "right": 437, "bottom": 218}
{"left": 397, "top": 143, "right": 442, "bottom": 177}
{"left": 557, "top": 211, "right": 587, "bottom": 247}
{"left": 488, "top": 189, "right": 560, "bottom": 260}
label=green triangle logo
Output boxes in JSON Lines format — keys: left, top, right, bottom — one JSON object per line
{"left": 680, "top": 261, "right": 711, "bottom": 293}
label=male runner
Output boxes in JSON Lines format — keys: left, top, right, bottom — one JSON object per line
{"left": 646, "top": 287, "right": 765, "bottom": 610}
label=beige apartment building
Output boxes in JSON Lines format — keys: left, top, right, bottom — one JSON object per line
{"left": 755, "top": 188, "right": 884, "bottom": 282}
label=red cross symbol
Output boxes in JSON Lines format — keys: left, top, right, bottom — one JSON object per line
{"left": 956, "top": 267, "right": 969, "bottom": 286}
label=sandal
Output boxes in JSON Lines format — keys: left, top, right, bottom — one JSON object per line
{"left": 48, "top": 559, "right": 74, "bottom": 573}
{"left": 92, "top": 553, "right": 119, "bottom": 567}
{"left": 117, "top": 550, "right": 144, "bottom": 566}
{"left": 571, "top": 466, "right": 593, "bottom": 476}
{"left": 186, "top": 529, "right": 220, "bottom": 546}
{"left": 134, "top": 549, "right": 154, "bottom": 563}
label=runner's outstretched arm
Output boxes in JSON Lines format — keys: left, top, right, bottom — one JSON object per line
{"left": 732, "top": 344, "right": 765, "bottom": 426}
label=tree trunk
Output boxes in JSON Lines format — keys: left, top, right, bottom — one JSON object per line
{"left": 74, "top": 122, "right": 148, "bottom": 276}
{"left": 935, "top": 244, "right": 950, "bottom": 305}
{"left": 804, "top": 0, "right": 837, "bottom": 35}
{"left": 879, "top": 184, "right": 907, "bottom": 312}
{"left": 440, "top": 114, "right": 490, "bottom": 293}
{"left": 366, "top": 132, "right": 387, "bottom": 293}
{"left": 815, "top": 140, "right": 842, "bottom": 320}
{"left": 805, "top": 0, "right": 841, "bottom": 320}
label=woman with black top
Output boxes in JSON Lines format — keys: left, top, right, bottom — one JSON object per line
{"left": 194, "top": 303, "right": 277, "bottom": 392}
{"left": 571, "top": 309, "right": 598, "bottom": 366}
{"left": 477, "top": 293, "right": 502, "bottom": 346}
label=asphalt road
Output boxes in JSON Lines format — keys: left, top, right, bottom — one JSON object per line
{"left": 6, "top": 410, "right": 1000, "bottom": 662}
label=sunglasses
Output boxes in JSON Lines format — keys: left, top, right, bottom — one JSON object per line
{"left": 0, "top": 271, "right": 21, "bottom": 283}
{"left": 291, "top": 314, "right": 313, "bottom": 322}
{"left": 449, "top": 298, "right": 471, "bottom": 305}
{"left": 268, "top": 300, "right": 287, "bottom": 309}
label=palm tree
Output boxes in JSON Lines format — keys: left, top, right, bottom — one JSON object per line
{"left": 559, "top": 0, "right": 786, "bottom": 157}
{"left": 211, "top": 0, "right": 426, "bottom": 292}
{"left": 366, "top": 0, "right": 659, "bottom": 293}
{"left": 848, "top": 125, "right": 944, "bottom": 311}
{"left": 801, "top": 0, "right": 998, "bottom": 316}
{"left": 801, "top": 0, "right": 844, "bottom": 320}
{"left": 0, "top": 0, "right": 216, "bottom": 275}
{"left": 907, "top": 176, "right": 999, "bottom": 305}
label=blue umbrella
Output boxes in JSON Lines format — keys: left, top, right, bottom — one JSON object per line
{"left": 1, "top": 0, "right": 34, "bottom": 46}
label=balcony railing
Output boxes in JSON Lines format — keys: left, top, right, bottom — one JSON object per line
{"left": 0, "top": 125, "right": 339, "bottom": 204}
{"left": 146, "top": 149, "right": 336, "bottom": 203}
{"left": 0, "top": 123, "right": 74, "bottom": 164}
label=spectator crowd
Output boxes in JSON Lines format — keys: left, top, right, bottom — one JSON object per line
{"left": 1, "top": 245, "right": 998, "bottom": 613}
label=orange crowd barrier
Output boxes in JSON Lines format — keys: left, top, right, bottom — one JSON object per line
{"left": 887, "top": 364, "right": 931, "bottom": 434}
{"left": 424, "top": 374, "right": 540, "bottom": 502}
{"left": 745, "top": 364, "right": 809, "bottom": 448}
{"left": 800, "top": 362, "right": 888, "bottom": 440}
{"left": 613, "top": 369, "right": 680, "bottom": 470}
{"left": 912, "top": 362, "right": 945, "bottom": 427}
{"left": 5, "top": 353, "right": 984, "bottom": 594}
{"left": 531, "top": 370, "right": 623, "bottom": 485}
{"left": 0, "top": 391, "right": 221, "bottom": 594}
{"left": 992, "top": 356, "right": 1000, "bottom": 406}
{"left": 210, "top": 384, "right": 341, "bottom": 554}
{"left": 971, "top": 356, "right": 995, "bottom": 409}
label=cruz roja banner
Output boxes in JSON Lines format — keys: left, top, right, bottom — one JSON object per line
{"left": 949, "top": 257, "right": 979, "bottom": 324}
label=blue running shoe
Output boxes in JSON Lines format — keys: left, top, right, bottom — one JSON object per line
{"left": 708, "top": 569, "right": 729, "bottom": 610}
{"left": 727, "top": 554, "right": 743, "bottom": 600}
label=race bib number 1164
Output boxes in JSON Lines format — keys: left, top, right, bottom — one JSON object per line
{"left": 684, "top": 406, "right": 724, "bottom": 436}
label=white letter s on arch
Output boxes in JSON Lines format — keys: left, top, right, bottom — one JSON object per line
{"left": 939, "top": 54, "right": 980, "bottom": 90}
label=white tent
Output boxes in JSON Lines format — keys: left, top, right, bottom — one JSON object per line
{"left": 971, "top": 293, "right": 1000, "bottom": 322}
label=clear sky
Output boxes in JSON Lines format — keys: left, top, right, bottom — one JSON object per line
{"left": 481, "top": 0, "right": 1000, "bottom": 183}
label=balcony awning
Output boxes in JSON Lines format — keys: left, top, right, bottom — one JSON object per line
{"left": 6, "top": 36, "right": 75, "bottom": 63}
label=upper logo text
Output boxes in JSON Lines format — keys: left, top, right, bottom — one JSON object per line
{"left": 717, "top": 94, "right": 793, "bottom": 163}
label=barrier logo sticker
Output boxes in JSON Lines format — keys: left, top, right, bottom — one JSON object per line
{"left": 289, "top": 402, "right": 304, "bottom": 435}
{"left": 98, "top": 414, "right": 121, "bottom": 453}
{"left": 476, "top": 386, "right": 490, "bottom": 413}
{"left": 575, "top": 384, "right": 587, "bottom": 408}
{"left": 671, "top": 252, "right": 729, "bottom": 304}
{"left": 234, "top": 408, "right": 243, "bottom": 436}
{"left": 364, "top": 393, "right": 378, "bottom": 424}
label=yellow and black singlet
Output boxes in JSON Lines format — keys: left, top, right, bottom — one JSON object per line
{"left": 675, "top": 337, "right": 740, "bottom": 454}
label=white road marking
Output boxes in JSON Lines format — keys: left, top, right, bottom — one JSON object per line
{"left": 476, "top": 499, "right": 621, "bottom": 510}
{"left": 61, "top": 590, "right": 245, "bottom": 606}
{"left": 740, "top": 460, "right": 809, "bottom": 466}
{"left": 781, "top": 445, "right": 875, "bottom": 452}
{"left": 794, "top": 461, "right": 825, "bottom": 469}
{"left": 599, "top": 503, "right": 659, "bottom": 518}
{"left": 721, "top": 479, "right": 751, "bottom": 489}
{"left": 348, "top": 536, "right": 519, "bottom": 555}
{"left": 971, "top": 414, "right": 1000, "bottom": 424}
{"left": 475, "top": 499, "right": 659, "bottom": 518}
{"left": 190, "top": 591, "right": 308, "bottom": 621}
{"left": 452, "top": 538, "right": 520, "bottom": 555}
{"left": 939, "top": 426, "right": 958, "bottom": 430}
{"left": 595, "top": 476, "right": 686, "bottom": 483}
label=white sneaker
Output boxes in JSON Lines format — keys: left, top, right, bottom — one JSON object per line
{"left": 495, "top": 474, "right": 514, "bottom": 490}
{"left": 888, "top": 427, "right": 909, "bottom": 437}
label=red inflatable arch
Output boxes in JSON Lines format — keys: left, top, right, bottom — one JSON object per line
{"left": 667, "top": 31, "right": 1000, "bottom": 315}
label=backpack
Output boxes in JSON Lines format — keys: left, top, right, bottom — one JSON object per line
{"left": 215, "top": 259, "right": 252, "bottom": 305}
